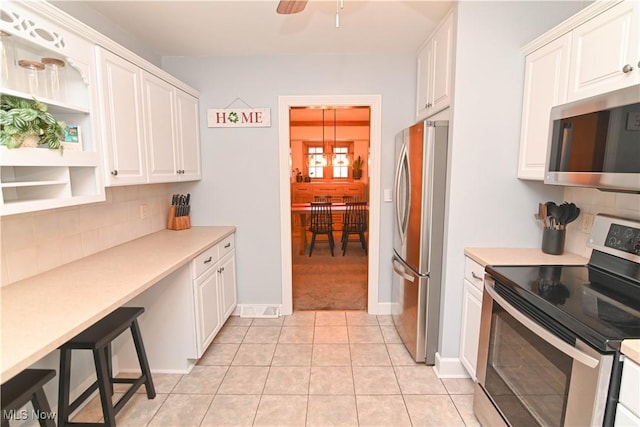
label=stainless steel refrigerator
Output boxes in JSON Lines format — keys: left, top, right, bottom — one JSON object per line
{"left": 392, "top": 120, "right": 448, "bottom": 364}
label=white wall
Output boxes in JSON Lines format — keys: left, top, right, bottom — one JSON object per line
{"left": 162, "top": 54, "right": 416, "bottom": 306}
{"left": 439, "top": 0, "right": 588, "bottom": 362}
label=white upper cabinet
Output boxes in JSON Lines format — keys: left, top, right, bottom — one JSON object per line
{"left": 96, "top": 47, "right": 147, "bottom": 186}
{"left": 518, "top": 33, "right": 571, "bottom": 180}
{"left": 175, "top": 90, "right": 202, "bottom": 181}
{"left": 568, "top": 1, "right": 640, "bottom": 101}
{"left": 96, "top": 48, "right": 201, "bottom": 186}
{"left": 416, "top": 11, "right": 455, "bottom": 120}
{"left": 518, "top": 0, "right": 639, "bottom": 181}
{"left": 416, "top": 42, "right": 434, "bottom": 121}
{"left": 145, "top": 73, "right": 201, "bottom": 183}
{"left": 143, "top": 71, "right": 178, "bottom": 183}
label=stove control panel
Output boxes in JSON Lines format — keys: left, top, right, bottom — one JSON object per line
{"left": 588, "top": 214, "right": 640, "bottom": 262}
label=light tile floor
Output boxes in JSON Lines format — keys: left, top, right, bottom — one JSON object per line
{"left": 74, "top": 311, "right": 480, "bottom": 426}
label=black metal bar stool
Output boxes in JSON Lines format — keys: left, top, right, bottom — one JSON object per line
{"left": 1, "top": 369, "right": 57, "bottom": 427}
{"left": 57, "top": 307, "right": 155, "bottom": 427}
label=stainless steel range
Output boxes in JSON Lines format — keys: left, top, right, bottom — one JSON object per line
{"left": 474, "top": 214, "right": 640, "bottom": 427}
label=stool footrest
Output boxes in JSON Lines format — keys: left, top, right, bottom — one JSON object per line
{"left": 68, "top": 380, "right": 100, "bottom": 414}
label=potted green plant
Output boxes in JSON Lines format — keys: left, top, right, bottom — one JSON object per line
{"left": 352, "top": 155, "right": 364, "bottom": 180}
{"left": 0, "top": 95, "right": 67, "bottom": 151}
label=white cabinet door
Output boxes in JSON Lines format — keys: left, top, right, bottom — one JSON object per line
{"left": 416, "top": 40, "right": 433, "bottom": 120}
{"left": 460, "top": 278, "right": 483, "bottom": 381}
{"left": 96, "top": 48, "right": 147, "bottom": 186}
{"left": 219, "top": 252, "right": 237, "bottom": 320}
{"left": 416, "top": 11, "right": 454, "bottom": 120}
{"left": 175, "top": 90, "right": 202, "bottom": 181}
{"left": 143, "top": 71, "right": 178, "bottom": 183}
{"left": 518, "top": 33, "right": 571, "bottom": 180}
{"left": 194, "top": 268, "right": 222, "bottom": 357}
{"left": 568, "top": 1, "right": 640, "bottom": 101}
{"left": 431, "top": 12, "right": 454, "bottom": 115}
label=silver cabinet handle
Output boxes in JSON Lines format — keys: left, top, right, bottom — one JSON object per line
{"left": 203, "top": 256, "right": 212, "bottom": 264}
{"left": 471, "top": 271, "right": 483, "bottom": 281}
{"left": 622, "top": 64, "right": 634, "bottom": 73}
{"left": 110, "top": 170, "right": 118, "bottom": 176}
{"left": 484, "top": 279, "right": 599, "bottom": 368}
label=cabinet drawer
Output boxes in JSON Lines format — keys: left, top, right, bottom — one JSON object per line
{"left": 193, "top": 245, "right": 219, "bottom": 278}
{"left": 464, "top": 257, "right": 485, "bottom": 291}
{"left": 619, "top": 357, "right": 640, "bottom": 417}
{"left": 219, "top": 234, "right": 235, "bottom": 259}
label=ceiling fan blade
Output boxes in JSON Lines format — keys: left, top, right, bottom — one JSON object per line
{"left": 277, "top": 0, "right": 308, "bottom": 14}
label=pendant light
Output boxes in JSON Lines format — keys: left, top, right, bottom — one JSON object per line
{"left": 307, "top": 108, "right": 328, "bottom": 168}
{"left": 331, "top": 108, "right": 350, "bottom": 167}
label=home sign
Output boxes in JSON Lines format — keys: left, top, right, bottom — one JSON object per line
{"left": 207, "top": 108, "right": 271, "bottom": 128}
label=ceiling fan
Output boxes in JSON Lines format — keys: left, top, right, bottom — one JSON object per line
{"left": 276, "top": 0, "right": 308, "bottom": 14}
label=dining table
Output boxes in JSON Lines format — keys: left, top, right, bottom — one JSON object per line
{"left": 291, "top": 202, "right": 368, "bottom": 255}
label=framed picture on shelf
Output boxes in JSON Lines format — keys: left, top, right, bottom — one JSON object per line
{"left": 62, "top": 125, "right": 82, "bottom": 150}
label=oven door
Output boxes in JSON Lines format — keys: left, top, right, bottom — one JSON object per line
{"left": 474, "top": 275, "right": 614, "bottom": 427}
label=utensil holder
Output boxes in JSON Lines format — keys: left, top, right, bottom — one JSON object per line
{"left": 542, "top": 228, "right": 565, "bottom": 255}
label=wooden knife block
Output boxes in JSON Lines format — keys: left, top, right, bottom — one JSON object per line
{"left": 167, "top": 206, "right": 191, "bottom": 230}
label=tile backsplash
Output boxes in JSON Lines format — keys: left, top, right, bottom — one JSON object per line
{"left": 563, "top": 187, "right": 640, "bottom": 258}
{"left": 1, "top": 184, "right": 172, "bottom": 286}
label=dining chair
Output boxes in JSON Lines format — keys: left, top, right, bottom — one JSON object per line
{"left": 314, "top": 195, "right": 332, "bottom": 202}
{"left": 309, "top": 202, "right": 335, "bottom": 256}
{"left": 341, "top": 201, "right": 368, "bottom": 255}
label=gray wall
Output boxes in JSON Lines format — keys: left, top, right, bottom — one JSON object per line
{"left": 162, "top": 54, "right": 416, "bottom": 305}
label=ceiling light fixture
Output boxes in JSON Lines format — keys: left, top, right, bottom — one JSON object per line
{"left": 276, "top": 0, "right": 308, "bottom": 15}
{"left": 336, "top": 0, "right": 344, "bottom": 28}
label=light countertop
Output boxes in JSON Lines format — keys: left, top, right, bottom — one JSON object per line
{"left": 464, "top": 247, "right": 589, "bottom": 268}
{"left": 0, "top": 226, "right": 235, "bottom": 382}
{"left": 622, "top": 340, "right": 640, "bottom": 365}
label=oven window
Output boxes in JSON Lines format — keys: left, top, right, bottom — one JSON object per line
{"left": 485, "top": 304, "right": 573, "bottom": 426}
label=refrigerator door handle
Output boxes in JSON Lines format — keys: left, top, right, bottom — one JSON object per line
{"left": 392, "top": 258, "right": 415, "bottom": 283}
{"left": 394, "top": 142, "right": 410, "bottom": 242}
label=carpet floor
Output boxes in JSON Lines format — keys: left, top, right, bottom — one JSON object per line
{"left": 292, "top": 235, "right": 368, "bottom": 311}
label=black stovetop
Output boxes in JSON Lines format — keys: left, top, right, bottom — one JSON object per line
{"left": 486, "top": 254, "right": 640, "bottom": 352}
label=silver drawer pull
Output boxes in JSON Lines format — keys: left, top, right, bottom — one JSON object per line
{"left": 224, "top": 243, "right": 231, "bottom": 248}
{"left": 203, "top": 256, "right": 213, "bottom": 264}
{"left": 471, "top": 272, "right": 483, "bottom": 281}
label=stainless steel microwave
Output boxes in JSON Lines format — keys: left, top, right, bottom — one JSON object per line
{"left": 545, "top": 84, "right": 640, "bottom": 193}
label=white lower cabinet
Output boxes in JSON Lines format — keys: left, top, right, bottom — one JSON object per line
{"left": 219, "top": 251, "right": 238, "bottom": 320}
{"left": 459, "top": 256, "right": 485, "bottom": 381}
{"left": 616, "top": 356, "right": 640, "bottom": 426}
{"left": 193, "top": 264, "right": 223, "bottom": 357}
{"left": 192, "top": 233, "right": 237, "bottom": 357}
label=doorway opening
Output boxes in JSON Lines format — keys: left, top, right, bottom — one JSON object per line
{"left": 289, "top": 106, "right": 370, "bottom": 310}
{"left": 278, "top": 95, "right": 382, "bottom": 316}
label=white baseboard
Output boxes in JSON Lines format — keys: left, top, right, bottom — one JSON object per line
{"left": 433, "top": 353, "right": 471, "bottom": 378}
{"left": 372, "top": 302, "right": 392, "bottom": 315}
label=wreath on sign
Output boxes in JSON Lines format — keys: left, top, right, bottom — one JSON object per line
{"left": 228, "top": 112, "right": 239, "bottom": 123}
